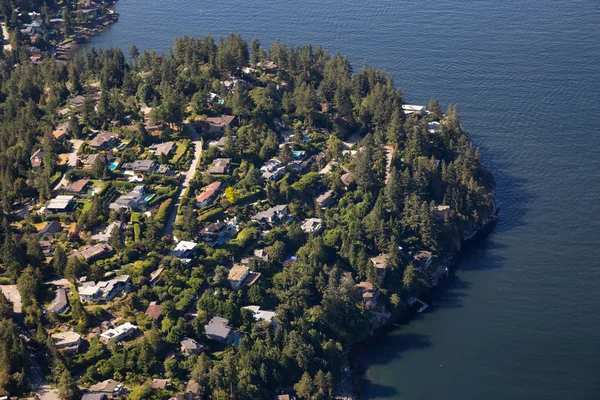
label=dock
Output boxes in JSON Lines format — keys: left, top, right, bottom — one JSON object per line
{"left": 408, "top": 297, "right": 429, "bottom": 313}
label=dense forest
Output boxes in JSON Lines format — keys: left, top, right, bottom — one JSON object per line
{"left": 0, "top": 32, "right": 495, "bottom": 400}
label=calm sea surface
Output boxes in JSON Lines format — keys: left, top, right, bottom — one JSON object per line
{"left": 82, "top": 1, "right": 600, "bottom": 398}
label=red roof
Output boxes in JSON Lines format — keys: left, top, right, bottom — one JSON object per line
{"left": 196, "top": 181, "right": 223, "bottom": 204}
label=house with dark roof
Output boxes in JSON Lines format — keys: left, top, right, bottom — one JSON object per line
{"left": 72, "top": 243, "right": 113, "bottom": 263}
{"left": 251, "top": 205, "right": 289, "bottom": 227}
{"left": 205, "top": 115, "right": 236, "bottom": 135}
{"left": 180, "top": 337, "right": 203, "bottom": 356}
{"left": 37, "top": 220, "right": 63, "bottom": 238}
{"left": 316, "top": 190, "right": 335, "bottom": 209}
{"left": 89, "top": 132, "right": 119, "bottom": 151}
{"left": 413, "top": 251, "right": 433, "bottom": 272}
{"left": 63, "top": 179, "right": 90, "bottom": 195}
{"left": 30, "top": 148, "right": 44, "bottom": 171}
{"left": 207, "top": 158, "right": 232, "bottom": 175}
{"left": 121, "top": 160, "right": 157, "bottom": 174}
{"left": 149, "top": 141, "right": 176, "bottom": 157}
{"left": 204, "top": 316, "right": 233, "bottom": 344}
{"left": 46, "top": 288, "right": 69, "bottom": 314}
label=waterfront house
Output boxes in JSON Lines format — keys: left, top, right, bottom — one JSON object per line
{"left": 356, "top": 281, "right": 379, "bottom": 310}
{"left": 205, "top": 115, "right": 236, "bottom": 135}
{"left": 402, "top": 104, "right": 427, "bottom": 117}
{"left": 428, "top": 121, "right": 441, "bottom": 133}
{"left": 204, "top": 316, "right": 233, "bottom": 344}
{"left": 100, "top": 322, "right": 138, "bottom": 343}
{"left": 413, "top": 251, "right": 433, "bottom": 272}
{"left": 89, "top": 132, "right": 119, "bottom": 150}
{"left": 196, "top": 181, "right": 223, "bottom": 208}
{"left": 251, "top": 205, "right": 289, "bottom": 227}
{"left": 208, "top": 158, "right": 232, "bottom": 175}
{"left": 433, "top": 205, "right": 451, "bottom": 220}
{"left": 78, "top": 275, "right": 129, "bottom": 303}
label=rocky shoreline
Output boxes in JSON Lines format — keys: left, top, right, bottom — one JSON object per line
{"left": 341, "top": 194, "right": 499, "bottom": 400}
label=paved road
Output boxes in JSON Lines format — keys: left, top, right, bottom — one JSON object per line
{"left": 55, "top": 139, "right": 84, "bottom": 190}
{"left": 163, "top": 123, "right": 202, "bottom": 236}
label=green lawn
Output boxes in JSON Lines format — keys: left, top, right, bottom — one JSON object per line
{"left": 171, "top": 139, "right": 190, "bottom": 163}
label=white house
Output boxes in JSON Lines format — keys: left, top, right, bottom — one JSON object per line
{"left": 402, "top": 104, "right": 427, "bottom": 117}
{"left": 100, "top": 322, "right": 138, "bottom": 343}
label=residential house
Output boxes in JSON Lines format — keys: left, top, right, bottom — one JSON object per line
{"left": 228, "top": 265, "right": 250, "bottom": 290}
{"left": 402, "top": 104, "right": 427, "bottom": 117}
{"left": 148, "top": 267, "right": 165, "bottom": 287}
{"left": 100, "top": 322, "right": 138, "bottom": 343}
{"left": 433, "top": 205, "right": 451, "bottom": 220}
{"left": 81, "top": 393, "right": 108, "bottom": 400}
{"left": 257, "top": 60, "right": 278, "bottom": 70}
{"left": 251, "top": 205, "right": 289, "bottom": 227}
{"left": 37, "top": 220, "right": 63, "bottom": 239}
{"left": 89, "top": 132, "right": 119, "bottom": 151}
{"left": 316, "top": 190, "right": 335, "bottom": 209}
{"left": 201, "top": 221, "right": 229, "bottom": 245}
{"left": 145, "top": 301, "right": 162, "bottom": 320}
{"left": 413, "top": 251, "right": 433, "bottom": 272}
{"left": 185, "top": 379, "right": 201, "bottom": 400}
{"left": 170, "top": 240, "right": 197, "bottom": 263}
{"left": 68, "top": 95, "right": 86, "bottom": 107}
{"left": 149, "top": 141, "right": 176, "bottom": 157}
{"left": 301, "top": 218, "right": 323, "bottom": 234}
{"left": 46, "top": 288, "right": 69, "bottom": 314}
{"left": 261, "top": 159, "right": 286, "bottom": 181}
{"left": 243, "top": 306, "right": 276, "bottom": 324}
{"left": 53, "top": 123, "right": 69, "bottom": 142}
{"left": 204, "top": 316, "right": 233, "bottom": 344}
{"left": 208, "top": 158, "right": 232, "bottom": 174}
{"left": 83, "top": 153, "right": 110, "bottom": 170}
{"left": 91, "top": 221, "right": 123, "bottom": 243}
{"left": 205, "top": 115, "right": 236, "bottom": 135}
{"left": 340, "top": 172, "right": 356, "bottom": 190}
{"left": 51, "top": 331, "right": 81, "bottom": 353}
{"left": 109, "top": 185, "right": 147, "bottom": 211}
{"left": 369, "top": 254, "right": 389, "bottom": 284}
{"left": 121, "top": 160, "right": 157, "bottom": 174}
{"left": 44, "top": 195, "right": 76, "bottom": 215}
{"left": 39, "top": 240, "right": 54, "bottom": 257}
{"left": 151, "top": 379, "right": 169, "bottom": 390}
{"left": 196, "top": 181, "right": 223, "bottom": 208}
{"left": 220, "top": 77, "right": 245, "bottom": 92}
{"left": 30, "top": 148, "right": 44, "bottom": 171}
{"left": 72, "top": 243, "right": 113, "bottom": 263}
{"left": 87, "top": 379, "right": 124, "bottom": 398}
{"left": 428, "top": 121, "right": 441, "bottom": 133}
{"left": 63, "top": 179, "right": 90, "bottom": 196}
{"left": 275, "top": 395, "right": 292, "bottom": 400}
{"left": 241, "top": 248, "right": 269, "bottom": 265}
{"left": 180, "top": 337, "right": 203, "bottom": 356}
{"left": 78, "top": 275, "right": 130, "bottom": 303}
{"left": 356, "top": 281, "right": 378, "bottom": 310}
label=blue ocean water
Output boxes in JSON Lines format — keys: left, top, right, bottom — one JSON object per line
{"left": 82, "top": 1, "right": 600, "bottom": 398}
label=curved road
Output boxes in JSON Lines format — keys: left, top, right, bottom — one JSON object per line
{"left": 163, "top": 123, "right": 202, "bottom": 236}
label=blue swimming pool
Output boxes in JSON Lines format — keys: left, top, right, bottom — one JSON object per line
{"left": 108, "top": 161, "right": 119, "bottom": 170}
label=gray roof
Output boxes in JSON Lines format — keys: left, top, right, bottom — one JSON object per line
{"left": 204, "top": 316, "right": 231, "bottom": 341}
{"left": 47, "top": 288, "right": 68, "bottom": 314}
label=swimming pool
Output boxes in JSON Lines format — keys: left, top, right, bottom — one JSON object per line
{"left": 108, "top": 161, "right": 119, "bottom": 170}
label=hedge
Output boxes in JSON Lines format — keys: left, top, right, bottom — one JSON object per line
{"left": 133, "top": 223, "right": 141, "bottom": 243}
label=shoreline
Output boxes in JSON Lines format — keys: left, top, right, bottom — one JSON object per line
{"left": 347, "top": 199, "right": 499, "bottom": 400}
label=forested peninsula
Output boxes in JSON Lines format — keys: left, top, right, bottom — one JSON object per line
{"left": 0, "top": 31, "right": 496, "bottom": 400}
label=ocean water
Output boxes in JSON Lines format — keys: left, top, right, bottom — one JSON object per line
{"left": 82, "top": 1, "right": 600, "bottom": 398}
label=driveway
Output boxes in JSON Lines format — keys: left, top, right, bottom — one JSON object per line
{"left": 54, "top": 139, "right": 84, "bottom": 190}
{"left": 163, "top": 123, "right": 202, "bottom": 236}
{"left": 0, "top": 285, "right": 21, "bottom": 313}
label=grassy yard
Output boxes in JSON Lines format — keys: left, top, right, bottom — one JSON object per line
{"left": 171, "top": 139, "right": 191, "bottom": 163}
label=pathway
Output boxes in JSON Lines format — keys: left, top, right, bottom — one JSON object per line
{"left": 163, "top": 123, "right": 202, "bottom": 236}
{"left": 1, "top": 22, "right": 11, "bottom": 51}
